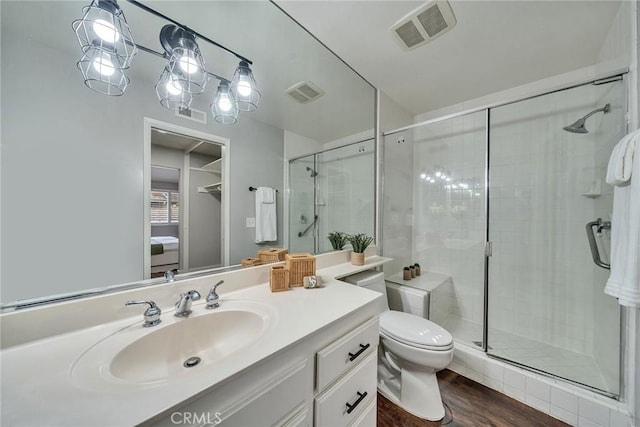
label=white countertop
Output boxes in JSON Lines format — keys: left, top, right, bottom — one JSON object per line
{"left": 1, "top": 257, "right": 390, "bottom": 426}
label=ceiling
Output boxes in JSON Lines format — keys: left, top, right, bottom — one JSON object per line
{"left": 275, "top": 0, "right": 622, "bottom": 115}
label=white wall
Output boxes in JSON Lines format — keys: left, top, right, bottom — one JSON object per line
{"left": 1, "top": 31, "right": 284, "bottom": 302}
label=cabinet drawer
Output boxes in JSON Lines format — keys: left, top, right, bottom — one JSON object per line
{"left": 350, "top": 399, "right": 376, "bottom": 427}
{"left": 314, "top": 350, "right": 377, "bottom": 427}
{"left": 316, "top": 317, "right": 378, "bottom": 392}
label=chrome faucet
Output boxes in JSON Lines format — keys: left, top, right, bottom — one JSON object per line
{"left": 175, "top": 290, "right": 201, "bottom": 317}
{"left": 125, "top": 300, "right": 162, "bottom": 327}
{"left": 206, "top": 280, "right": 224, "bottom": 309}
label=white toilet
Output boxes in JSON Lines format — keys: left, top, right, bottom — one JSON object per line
{"left": 344, "top": 271, "right": 454, "bottom": 421}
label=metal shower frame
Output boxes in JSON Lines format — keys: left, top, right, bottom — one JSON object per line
{"left": 378, "top": 68, "right": 629, "bottom": 399}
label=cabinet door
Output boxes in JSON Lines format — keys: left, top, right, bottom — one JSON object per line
{"left": 151, "top": 358, "right": 311, "bottom": 427}
{"left": 314, "top": 350, "right": 377, "bottom": 427}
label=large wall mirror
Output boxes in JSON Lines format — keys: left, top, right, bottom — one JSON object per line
{"left": 1, "top": 1, "right": 375, "bottom": 307}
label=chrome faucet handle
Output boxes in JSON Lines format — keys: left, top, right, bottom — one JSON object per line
{"left": 174, "top": 290, "right": 201, "bottom": 317}
{"left": 206, "top": 280, "right": 224, "bottom": 309}
{"left": 125, "top": 300, "right": 162, "bottom": 327}
{"left": 164, "top": 270, "right": 176, "bottom": 282}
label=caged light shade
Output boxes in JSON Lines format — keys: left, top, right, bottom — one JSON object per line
{"left": 155, "top": 67, "right": 194, "bottom": 111}
{"left": 77, "top": 48, "right": 129, "bottom": 95}
{"left": 211, "top": 82, "right": 239, "bottom": 125}
{"left": 230, "top": 61, "right": 261, "bottom": 112}
{"left": 72, "top": 0, "right": 137, "bottom": 70}
{"left": 159, "top": 25, "right": 209, "bottom": 96}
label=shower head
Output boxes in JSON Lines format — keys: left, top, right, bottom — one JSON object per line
{"left": 306, "top": 166, "right": 318, "bottom": 177}
{"left": 563, "top": 103, "right": 610, "bottom": 134}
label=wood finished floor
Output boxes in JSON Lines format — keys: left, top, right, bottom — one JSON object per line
{"left": 377, "top": 370, "right": 569, "bottom": 427}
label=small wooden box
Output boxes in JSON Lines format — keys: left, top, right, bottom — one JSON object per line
{"left": 270, "top": 266, "right": 290, "bottom": 292}
{"left": 258, "top": 248, "right": 288, "bottom": 264}
{"left": 285, "top": 253, "right": 316, "bottom": 287}
{"left": 241, "top": 257, "right": 263, "bottom": 268}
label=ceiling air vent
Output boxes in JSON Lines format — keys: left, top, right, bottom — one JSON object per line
{"left": 391, "top": 0, "right": 456, "bottom": 51}
{"left": 286, "top": 81, "right": 325, "bottom": 104}
{"left": 176, "top": 107, "right": 207, "bottom": 125}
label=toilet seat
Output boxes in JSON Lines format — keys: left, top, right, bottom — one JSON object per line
{"left": 380, "top": 311, "right": 453, "bottom": 351}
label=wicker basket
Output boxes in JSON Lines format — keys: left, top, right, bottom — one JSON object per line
{"left": 258, "top": 248, "right": 288, "bottom": 264}
{"left": 285, "top": 253, "right": 316, "bottom": 287}
{"left": 241, "top": 257, "right": 263, "bottom": 268}
{"left": 270, "top": 266, "right": 290, "bottom": 292}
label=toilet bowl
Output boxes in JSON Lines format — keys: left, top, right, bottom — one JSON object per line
{"left": 343, "top": 271, "right": 454, "bottom": 421}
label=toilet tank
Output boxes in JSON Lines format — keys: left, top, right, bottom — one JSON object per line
{"left": 342, "top": 271, "right": 388, "bottom": 307}
{"left": 385, "top": 281, "right": 429, "bottom": 319}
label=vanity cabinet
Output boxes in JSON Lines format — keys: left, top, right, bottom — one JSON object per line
{"left": 147, "top": 315, "right": 379, "bottom": 427}
{"left": 314, "top": 317, "right": 379, "bottom": 426}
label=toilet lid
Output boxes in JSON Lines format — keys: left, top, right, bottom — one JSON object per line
{"left": 380, "top": 311, "right": 453, "bottom": 350}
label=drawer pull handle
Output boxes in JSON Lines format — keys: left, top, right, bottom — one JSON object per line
{"left": 345, "top": 391, "right": 368, "bottom": 414}
{"left": 348, "top": 343, "right": 370, "bottom": 362}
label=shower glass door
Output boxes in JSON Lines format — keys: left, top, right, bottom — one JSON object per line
{"left": 316, "top": 139, "right": 376, "bottom": 253}
{"left": 289, "top": 154, "right": 316, "bottom": 253}
{"left": 288, "top": 140, "right": 376, "bottom": 253}
{"left": 382, "top": 111, "right": 487, "bottom": 350}
{"left": 487, "top": 78, "right": 625, "bottom": 395}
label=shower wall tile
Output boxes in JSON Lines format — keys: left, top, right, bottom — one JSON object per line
{"left": 526, "top": 376, "right": 551, "bottom": 403}
{"left": 551, "top": 387, "right": 579, "bottom": 414}
{"left": 579, "top": 397, "right": 611, "bottom": 426}
{"left": 503, "top": 366, "right": 526, "bottom": 392}
{"left": 551, "top": 405, "right": 579, "bottom": 426}
{"left": 609, "top": 409, "right": 633, "bottom": 427}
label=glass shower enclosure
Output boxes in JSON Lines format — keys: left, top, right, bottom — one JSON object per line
{"left": 382, "top": 75, "right": 626, "bottom": 396}
{"left": 289, "top": 139, "right": 375, "bottom": 253}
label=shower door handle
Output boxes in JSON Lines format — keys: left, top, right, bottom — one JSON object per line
{"left": 586, "top": 218, "right": 610, "bottom": 270}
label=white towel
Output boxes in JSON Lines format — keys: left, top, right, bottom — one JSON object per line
{"left": 604, "top": 129, "right": 640, "bottom": 307}
{"left": 255, "top": 187, "right": 277, "bottom": 243}
{"left": 257, "top": 186, "right": 274, "bottom": 204}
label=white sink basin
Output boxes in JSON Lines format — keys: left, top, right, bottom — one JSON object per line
{"left": 70, "top": 299, "right": 277, "bottom": 390}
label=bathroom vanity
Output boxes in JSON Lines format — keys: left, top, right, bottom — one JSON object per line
{"left": 0, "top": 251, "right": 390, "bottom": 426}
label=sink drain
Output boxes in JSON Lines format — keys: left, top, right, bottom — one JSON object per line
{"left": 183, "top": 356, "right": 201, "bottom": 368}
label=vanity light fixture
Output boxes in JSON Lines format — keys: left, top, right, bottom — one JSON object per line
{"left": 72, "top": 0, "right": 260, "bottom": 124}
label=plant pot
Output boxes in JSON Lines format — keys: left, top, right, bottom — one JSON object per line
{"left": 351, "top": 252, "right": 365, "bottom": 266}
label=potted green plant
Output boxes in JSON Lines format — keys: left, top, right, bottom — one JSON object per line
{"left": 347, "top": 233, "right": 374, "bottom": 266}
{"left": 327, "top": 231, "right": 348, "bottom": 251}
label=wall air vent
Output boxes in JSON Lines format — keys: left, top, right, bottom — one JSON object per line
{"left": 286, "top": 81, "right": 325, "bottom": 104}
{"left": 176, "top": 107, "right": 207, "bottom": 125}
{"left": 391, "top": 0, "right": 456, "bottom": 51}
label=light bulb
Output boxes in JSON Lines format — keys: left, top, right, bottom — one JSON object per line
{"left": 420, "top": 173, "right": 426, "bottom": 179}
{"left": 179, "top": 54, "right": 198, "bottom": 75}
{"left": 236, "top": 75, "right": 252, "bottom": 97}
{"left": 218, "top": 94, "right": 233, "bottom": 112}
{"left": 166, "top": 80, "right": 182, "bottom": 96}
{"left": 93, "top": 19, "right": 120, "bottom": 43}
{"left": 92, "top": 55, "right": 115, "bottom": 76}
{"left": 446, "top": 177, "right": 452, "bottom": 182}
{"left": 435, "top": 171, "right": 442, "bottom": 177}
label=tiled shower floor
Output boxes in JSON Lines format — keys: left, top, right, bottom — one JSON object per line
{"left": 442, "top": 316, "right": 614, "bottom": 394}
